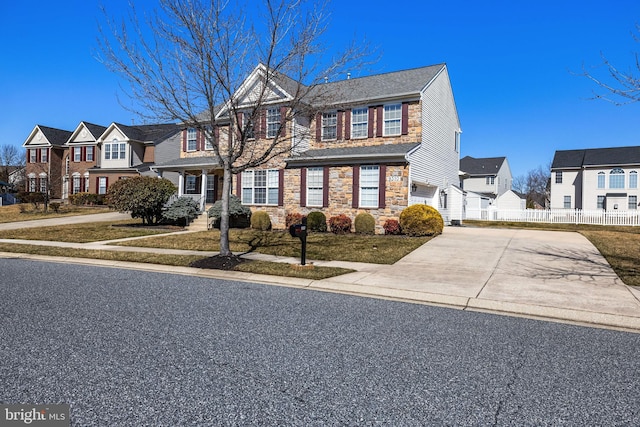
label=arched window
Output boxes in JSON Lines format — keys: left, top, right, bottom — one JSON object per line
{"left": 597, "top": 172, "right": 605, "bottom": 189}
{"left": 630, "top": 171, "right": 638, "bottom": 189}
{"left": 609, "top": 168, "right": 625, "bottom": 189}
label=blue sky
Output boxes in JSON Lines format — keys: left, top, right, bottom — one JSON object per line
{"left": 1, "top": 0, "right": 639, "bottom": 179}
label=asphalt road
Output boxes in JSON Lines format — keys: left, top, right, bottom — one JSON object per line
{"left": 1, "top": 259, "right": 639, "bottom": 426}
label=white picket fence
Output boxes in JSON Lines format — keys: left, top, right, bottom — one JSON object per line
{"left": 466, "top": 208, "right": 640, "bottom": 226}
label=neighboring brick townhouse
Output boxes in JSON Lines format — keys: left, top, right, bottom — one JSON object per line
{"left": 23, "top": 122, "right": 181, "bottom": 199}
{"left": 155, "top": 63, "right": 463, "bottom": 231}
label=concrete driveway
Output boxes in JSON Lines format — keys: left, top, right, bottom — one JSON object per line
{"left": 315, "top": 227, "right": 640, "bottom": 330}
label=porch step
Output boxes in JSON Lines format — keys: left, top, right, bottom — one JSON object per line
{"left": 186, "top": 212, "right": 210, "bottom": 232}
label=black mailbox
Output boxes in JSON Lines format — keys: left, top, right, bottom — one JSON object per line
{"left": 289, "top": 218, "right": 308, "bottom": 265}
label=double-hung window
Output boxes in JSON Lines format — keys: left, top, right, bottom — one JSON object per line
{"left": 383, "top": 104, "right": 401, "bottom": 136}
{"left": 29, "top": 177, "right": 37, "bottom": 192}
{"left": 72, "top": 175, "right": 81, "bottom": 194}
{"left": 86, "top": 146, "right": 94, "bottom": 162}
{"left": 118, "top": 143, "right": 126, "bottom": 159}
{"left": 555, "top": 171, "right": 563, "bottom": 184}
{"left": 39, "top": 177, "right": 47, "bottom": 193}
{"left": 485, "top": 176, "right": 495, "bottom": 185}
{"left": 40, "top": 148, "right": 48, "bottom": 163}
{"left": 597, "top": 172, "right": 605, "bottom": 189}
{"left": 74, "top": 147, "right": 81, "bottom": 162}
{"left": 29, "top": 149, "right": 37, "bottom": 163}
{"left": 104, "top": 144, "right": 111, "bottom": 160}
{"left": 322, "top": 112, "right": 337, "bottom": 140}
{"left": 242, "top": 169, "right": 279, "bottom": 205}
{"left": 610, "top": 168, "right": 625, "bottom": 189}
{"left": 630, "top": 195, "right": 638, "bottom": 210}
{"left": 266, "top": 108, "right": 281, "bottom": 138}
{"left": 630, "top": 171, "right": 638, "bottom": 189}
{"left": 185, "top": 175, "right": 197, "bottom": 192}
{"left": 98, "top": 177, "right": 107, "bottom": 195}
{"left": 563, "top": 195, "right": 571, "bottom": 209}
{"left": 187, "top": 128, "right": 197, "bottom": 151}
{"left": 597, "top": 195, "right": 605, "bottom": 209}
{"left": 360, "top": 166, "right": 379, "bottom": 208}
{"left": 306, "top": 167, "right": 324, "bottom": 207}
{"left": 351, "top": 108, "right": 368, "bottom": 139}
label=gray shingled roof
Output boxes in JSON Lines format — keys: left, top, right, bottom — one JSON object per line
{"left": 114, "top": 123, "right": 180, "bottom": 142}
{"left": 552, "top": 146, "right": 640, "bottom": 169}
{"left": 459, "top": 156, "right": 506, "bottom": 175}
{"left": 306, "top": 64, "right": 445, "bottom": 105}
{"left": 38, "top": 125, "right": 73, "bottom": 146}
{"left": 286, "top": 143, "right": 419, "bottom": 167}
{"left": 154, "top": 156, "right": 221, "bottom": 170}
{"left": 83, "top": 122, "right": 108, "bottom": 139}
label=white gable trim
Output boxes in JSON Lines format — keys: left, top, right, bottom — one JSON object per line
{"left": 22, "top": 125, "right": 52, "bottom": 148}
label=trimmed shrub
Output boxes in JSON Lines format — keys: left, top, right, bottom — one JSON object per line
{"left": 162, "top": 197, "right": 200, "bottom": 225}
{"left": 251, "top": 211, "right": 272, "bottom": 231}
{"left": 208, "top": 195, "right": 252, "bottom": 228}
{"left": 383, "top": 219, "right": 402, "bottom": 235}
{"left": 306, "top": 211, "right": 327, "bottom": 232}
{"left": 329, "top": 214, "right": 352, "bottom": 234}
{"left": 70, "top": 192, "right": 100, "bottom": 206}
{"left": 354, "top": 212, "right": 376, "bottom": 235}
{"left": 399, "top": 204, "right": 444, "bottom": 237}
{"left": 285, "top": 212, "right": 304, "bottom": 228}
{"left": 106, "top": 176, "right": 177, "bottom": 224}
{"left": 49, "top": 202, "right": 61, "bottom": 213}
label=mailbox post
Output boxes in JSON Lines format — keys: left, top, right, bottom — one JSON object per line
{"left": 288, "top": 217, "right": 308, "bottom": 265}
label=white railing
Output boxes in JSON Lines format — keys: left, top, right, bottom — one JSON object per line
{"left": 465, "top": 208, "right": 640, "bottom": 226}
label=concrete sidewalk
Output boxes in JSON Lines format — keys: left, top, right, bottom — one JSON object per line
{"left": 1, "top": 213, "right": 639, "bottom": 332}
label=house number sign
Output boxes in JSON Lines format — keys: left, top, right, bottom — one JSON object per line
{"left": 387, "top": 176, "right": 402, "bottom": 182}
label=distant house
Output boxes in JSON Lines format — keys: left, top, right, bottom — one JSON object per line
{"left": 495, "top": 190, "right": 526, "bottom": 210}
{"left": 22, "top": 122, "right": 181, "bottom": 200}
{"left": 23, "top": 125, "right": 73, "bottom": 198}
{"left": 459, "top": 156, "right": 512, "bottom": 197}
{"left": 550, "top": 146, "right": 640, "bottom": 211}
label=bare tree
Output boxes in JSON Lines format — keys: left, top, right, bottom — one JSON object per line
{"left": 0, "top": 144, "right": 24, "bottom": 185}
{"left": 98, "top": 0, "right": 367, "bottom": 258}
{"left": 581, "top": 24, "right": 640, "bottom": 105}
{"left": 523, "top": 165, "right": 550, "bottom": 208}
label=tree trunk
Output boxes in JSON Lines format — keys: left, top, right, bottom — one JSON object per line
{"left": 219, "top": 164, "right": 233, "bottom": 256}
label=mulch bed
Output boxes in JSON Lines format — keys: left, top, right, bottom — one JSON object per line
{"left": 190, "top": 255, "right": 247, "bottom": 270}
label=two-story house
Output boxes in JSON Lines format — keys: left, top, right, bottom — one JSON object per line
{"left": 550, "top": 146, "right": 640, "bottom": 211}
{"left": 23, "top": 125, "right": 72, "bottom": 198}
{"left": 23, "top": 122, "right": 181, "bottom": 199}
{"left": 459, "top": 156, "right": 514, "bottom": 217}
{"left": 64, "top": 122, "right": 107, "bottom": 198}
{"left": 91, "top": 123, "right": 181, "bottom": 195}
{"left": 155, "top": 63, "right": 462, "bottom": 230}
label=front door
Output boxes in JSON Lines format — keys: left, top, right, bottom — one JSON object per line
{"left": 206, "top": 175, "right": 217, "bottom": 203}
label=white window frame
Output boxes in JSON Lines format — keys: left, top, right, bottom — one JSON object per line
{"left": 104, "top": 144, "right": 111, "bottom": 160}
{"left": 597, "top": 172, "right": 605, "bottom": 189}
{"left": 84, "top": 173, "right": 90, "bottom": 192}
{"left": 630, "top": 171, "right": 638, "bottom": 189}
{"left": 383, "top": 104, "right": 401, "bottom": 136}
{"left": 29, "top": 176, "right": 37, "bottom": 192}
{"left": 351, "top": 108, "right": 368, "bottom": 139}
{"left": 322, "top": 111, "right": 337, "bottom": 141}
{"left": 610, "top": 168, "right": 625, "bottom": 189}
{"left": 29, "top": 149, "right": 37, "bottom": 163}
{"left": 242, "top": 169, "right": 279, "bottom": 205}
{"left": 98, "top": 177, "right": 107, "bottom": 195}
{"left": 86, "top": 146, "right": 94, "bottom": 162}
{"left": 486, "top": 176, "right": 495, "bottom": 185}
{"left": 40, "top": 148, "right": 48, "bottom": 163}
{"left": 187, "top": 128, "right": 197, "bottom": 151}
{"left": 266, "top": 108, "right": 281, "bottom": 139}
{"left": 72, "top": 174, "right": 81, "bottom": 194}
{"left": 630, "top": 195, "right": 638, "bottom": 210}
{"left": 597, "top": 195, "right": 605, "bottom": 209}
{"left": 74, "top": 147, "right": 81, "bottom": 162}
{"left": 563, "top": 195, "right": 571, "bottom": 209}
{"left": 306, "top": 167, "right": 323, "bottom": 207}
{"left": 359, "top": 165, "right": 379, "bottom": 208}
{"left": 39, "top": 175, "right": 47, "bottom": 193}
{"left": 185, "top": 175, "right": 197, "bottom": 192}
{"left": 119, "top": 143, "right": 126, "bottom": 160}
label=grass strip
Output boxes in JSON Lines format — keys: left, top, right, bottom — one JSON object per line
{"left": 0, "top": 204, "right": 110, "bottom": 223}
{"left": 115, "top": 229, "right": 432, "bottom": 264}
{"left": 0, "top": 243, "right": 353, "bottom": 279}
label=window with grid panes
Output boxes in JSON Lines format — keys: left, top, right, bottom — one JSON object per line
{"left": 360, "top": 166, "right": 379, "bottom": 208}
{"left": 351, "top": 108, "right": 368, "bottom": 138}
{"left": 383, "top": 104, "right": 401, "bottom": 136}
{"left": 266, "top": 108, "right": 281, "bottom": 138}
{"left": 307, "top": 168, "right": 323, "bottom": 207}
{"left": 322, "top": 112, "right": 337, "bottom": 140}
